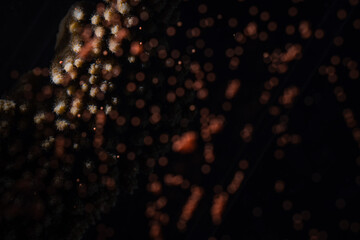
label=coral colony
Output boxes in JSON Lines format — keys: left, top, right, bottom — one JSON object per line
{"left": 1, "top": 0, "right": 360, "bottom": 239}
{"left": 0, "top": 0, "right": 189, "bottom": 239}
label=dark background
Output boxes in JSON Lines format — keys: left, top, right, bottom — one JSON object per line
{"left": 1, "top": 0, "right": 359, "bottom": 239}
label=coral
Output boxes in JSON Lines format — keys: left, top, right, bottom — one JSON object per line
{"left": 0, "top": 0, "right": 189, "bottom": 239}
